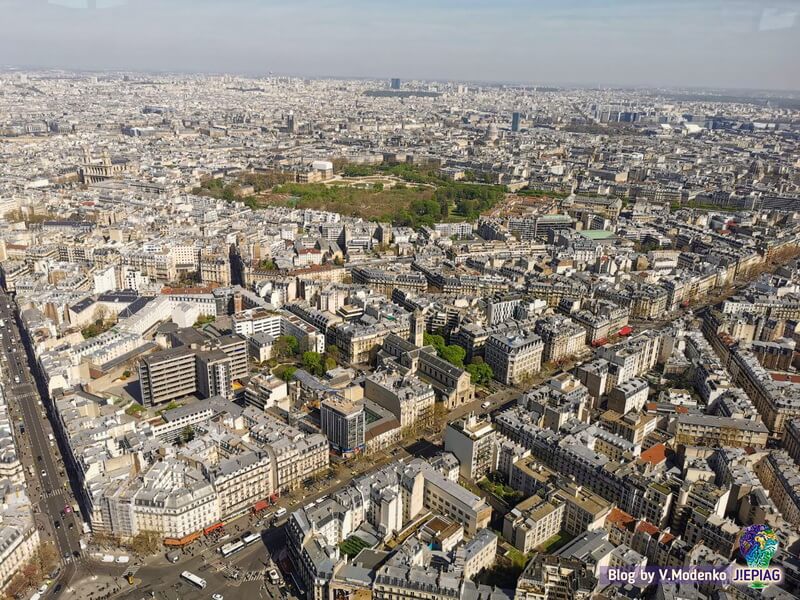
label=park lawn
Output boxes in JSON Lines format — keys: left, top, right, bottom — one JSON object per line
{"left": 505, "top": 547, "right": 530, "bottom": 569}
{"left": 257, "top": 184, "right": 435, "bottom": 223}
{"left": 537, "top": 531, "right": 575, "bottom": 554}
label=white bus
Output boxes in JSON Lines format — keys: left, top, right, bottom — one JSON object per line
{"left": 219, "top": 540, "right": 245, "bottom": 558}
{"left": 241, "top": 532, "right": 261, "bottom": 546}
{"left": 181, "top": 571, "right": 207, "bottom": 589}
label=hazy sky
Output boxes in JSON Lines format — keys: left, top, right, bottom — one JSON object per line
{"left": 1, "top": 0, "right": 798, "bottom": 90}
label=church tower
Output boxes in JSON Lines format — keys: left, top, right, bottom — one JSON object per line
{"left": 410, "top": 310, "right": 424, "bottom": 347}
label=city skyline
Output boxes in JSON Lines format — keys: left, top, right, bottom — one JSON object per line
{"left": 1, "top": 0, "right": 799, "bottom": 91}
{"left": 1, "top": 2, "right": 800, "bottom": 599}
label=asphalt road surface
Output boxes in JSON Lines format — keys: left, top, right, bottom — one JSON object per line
{"left": 0, "top": 293, "right": 82, "bottom": 593}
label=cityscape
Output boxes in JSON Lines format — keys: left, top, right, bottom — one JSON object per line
{"left": 0, "top": 4, "right": 799, "bottom": 600}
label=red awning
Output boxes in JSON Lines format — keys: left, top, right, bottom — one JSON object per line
{"left": 203, "top": 522, "right": 224, "bottom": 536}
{"left": 164, "top": 531, "right": 201, "bottom": 547}
{"left": 253, "top": 500, "right": 269, "bottom": 513}
{"left": 591, "top": 338, "right": 608, "bottom": 347}
{"left": 618, "top": 326, "right": 633, "bottom": 336}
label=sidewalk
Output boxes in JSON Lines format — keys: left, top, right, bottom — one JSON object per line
{"left": 64, "top": 573, "right": 124, "bottom": 600}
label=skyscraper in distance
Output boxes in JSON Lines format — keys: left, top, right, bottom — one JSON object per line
{"left": 511, "top": 111, "right": 521, "bottom": 132}
{"left": 391, "top": 78, "right": 401, "bottom": 90}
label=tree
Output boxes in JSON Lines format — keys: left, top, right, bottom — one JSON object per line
{"left": 279, "top": 366, "right": 297, "bottom": 382}
{"left": 466, "top": 362, "right": 494, "bottom": 385}
{"left": 274, "top": 335, "right": 299, "bottom": 359}
{"left": 92, "top": 304, "right": 111, "bottom": 324}
{"left": 439, "top": 345, "right": 466, "bottom": 368}
{"left": 259, "top": 258, "right": 277, "bottom": 271}
{"left": 423, "top": 333, "right": 445, "bottom": 352}
{"left": 5, "top": 572, "right": 27, "bottom": 600}
{"left": 423, "top": 334, "right": 465, "bottom": 368}
{"left": 180, "top": 425, "right": 195, "bottom": 444}
{"left": 303, "top": 351, "right": 325, "bottom": 377}
{"left": 36, "top": 542, "right": 57, "bottom": 574}
{"left": 128, "top": 530, "right": 162, "bottom": 556}
{"left": 22, "top": 562, "right": 39, "bottom": 587}
{"left": 325, "top": 345, "right": 340, "bottom": 364}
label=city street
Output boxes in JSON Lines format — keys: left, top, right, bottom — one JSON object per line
{"left": 0, "top": 294, "right": 83, "bottom": 593}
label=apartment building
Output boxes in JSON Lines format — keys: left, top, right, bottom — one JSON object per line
{"left": 596, "top": 330, "right": 662, "bottom": 390}
{"left": 503, "top": 494, "right": 564, "bottom": 553}
{"left": 364, "top": 365, "right": 435, "bottom": 431}
{"left": 205, "top": 451, "right": 274, "bottom": 520}
{"left": 444, "top": 414, "right": 497, "bottom": 481}
{"left": 754, "top": 451, "right": 800, "bottom": 527}
{"left": 244, "top": 373, "right": 289, "bottom": 411}
{"left": 138, "top": 332, "right": 249, "bottom": 405}
{"left": 102, "top": 459, "right": 221, "bottom": 540}
{"left": 420, "top": 467, "right": 492, "bottom": 536}
{"left": 351, "top": 268, "right": 427, "bottom": 297}
{"left": 287, "top": 458, "right": 492, "bottom": 600}
{"left": 783, "top": 419, "right": 800, "bottom": 465}
{"left": 138, "top": 346, "right": 197, "bottom": 406}
{"left": 246, "top": 411, "right": 330, "bottom": 493}
{"left": 485, "top": 330, "right": 544, "bottom": 386}
{"left": 534, "top": 315, "right": 586, "bottom": 363}
{"left": 673, "top": 414, "right": 769, "bottom": 449}
{"left": 0, "top": 486, "right": 40, "bottom": 595}
{"left": 232, "top": 308, "right": 282, "bottom": 337}
{"left": 727, "top": 345, "right": 800, "bottom": 436}
{"left": 606, "top": 377, "right": 649, "bottom": 415}
{"left": 514, "top": 554, "right": 597, "bottom": 600}
{"left": 320, "top": 396, "right": 366, "bottom": 456}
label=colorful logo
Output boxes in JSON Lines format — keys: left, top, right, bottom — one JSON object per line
{"left": 738, "top": 525, "right": 779, "bottom": 589}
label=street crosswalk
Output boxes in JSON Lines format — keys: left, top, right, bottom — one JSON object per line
{"left": 220, "top": 565, "right": 268, "bottom": 584}
{"left": 60, "top": 553, "right": 85, "bottom": 567}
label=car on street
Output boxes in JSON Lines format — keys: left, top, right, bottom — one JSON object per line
{"left": 54, "top": 521, "right": 60, "bottom": 529}
{"left": 481, "top": 401, "right": 491, "bottom": 409}
{"left": 268, "top": 569, "right": 280, "bottom": 585}
{"left": 40, "top": 469, "right": 46, "bottom": 477}
{"left": 212, "top": 595, "right": 224, "bottom": 600}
